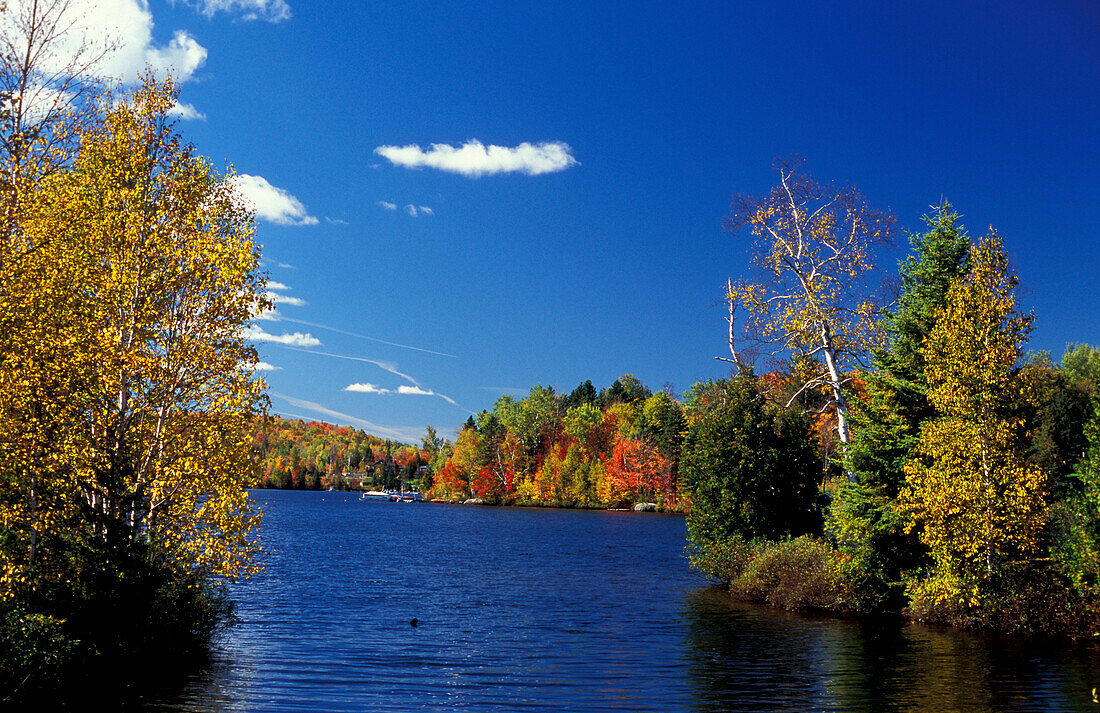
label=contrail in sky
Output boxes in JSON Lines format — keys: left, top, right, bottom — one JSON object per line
{"left": 275, "top": 316, "right": 458, "bottom": 358}
{"left": 280, "top": 346, "right": 421, "bottom": 385}
{"left": 278, "top": 346, "right": 471, "bottom": 412}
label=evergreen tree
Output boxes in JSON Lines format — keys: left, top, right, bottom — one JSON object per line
{"left": 563, "top": 380, "right": 597, "bottom": 409}
{"left": 848, "top": 202, "right": 972, "bottom": 490}
{"left": 901, "top": 233, "right": 1045, "bottom": 608}
{"left": 831, "top": 203, "right": 971, "bottom": 607}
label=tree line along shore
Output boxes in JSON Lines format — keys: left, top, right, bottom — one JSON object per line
{"left": 0, "top": 3, "right": 1097, "bottom": 703}
{"left": 370, "top": 171, "right": 1100, "bottom": 640}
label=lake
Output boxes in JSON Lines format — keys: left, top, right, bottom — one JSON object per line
{"left": 144, "top": 490, "right": 1099, "bottom": 712}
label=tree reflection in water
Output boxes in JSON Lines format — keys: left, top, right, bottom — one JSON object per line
{"left": 681, "top": 587, "right": 1099, "bottom": 713}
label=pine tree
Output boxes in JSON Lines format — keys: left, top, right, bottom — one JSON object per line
{"left": 901, "top": 233, "right": 1045, "bottom": 607}
{"left": 830, "top": 203, "right": 970, "bottom": 608}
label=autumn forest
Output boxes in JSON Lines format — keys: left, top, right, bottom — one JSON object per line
{"left": 0, "top": 6, "right": 1098, "bottom": 704}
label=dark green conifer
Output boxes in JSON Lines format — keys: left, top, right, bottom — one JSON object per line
{"left": 831, "top": 202, "right": 971, "bottom": 609}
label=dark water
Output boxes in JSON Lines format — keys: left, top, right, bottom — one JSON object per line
{"left": 145, "top": 490, "right": 1099, "bottom": 712}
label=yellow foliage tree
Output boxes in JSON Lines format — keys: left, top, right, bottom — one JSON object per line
{"left": 0, "top": 77, "right": 267, "bottom": 598}
{"left": 723, "top": 160, "right": 895, "bottom": 476}
{"left": 901, "top": 233, "right": 1045, "bottom": 606}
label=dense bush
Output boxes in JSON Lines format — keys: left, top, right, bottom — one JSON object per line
{"left": 688, "top": 535, "right": 755, "bottom": 585}
{"left": 1, "top": 543, "right": 234, "bottom": 704}
{"left": 904, "top": 559, "right": 1100, "bottom": 638}
{"left": 683, "top": 375, "right": 822, "bottom": 556}
{"left": 729, "top": 537, "right": 847, "bottom": 611}
{"left": 0, "top": 604, "right": 74, "bottom": 702}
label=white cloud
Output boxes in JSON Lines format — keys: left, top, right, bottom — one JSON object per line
{"left": 396, "top": 385, "right": 434, "bottom": 396}
{"left": 377, "top": 201, "right": 397, "bottom": 211}
{"left": 143, "top": 29, "right": 207, "bottom": 82}
{"left": 167, "top": 100, "right": 205, "bottom": 121}
{"left": 232, "top": 174, "right": 318, "bottom": 226}
{"left": 375, "top": 140, "right": 578, "bottom": 177}
{"left": 405, "top": 204, "right": 417, "bottom": 217}
{"left": 277, "top": 262, "right": 294, "bottom": 269}
{"left": 267, "top": 292, "right": 306, "bottom": 307}
{"left": 344, "top": 382, "right": 459, "bottom": 406}
{"left": 254, "top": 308, "right": 280, "bottom": 321}
{"left": 419, "top": 206, "right": 434, "bottom": 215}
{"left": 345, "top": 383, "right": 389, "bottom": 394}
{"left": 243, "top": 325, "right": 320, "bottom": 347}
{"left": 1, "top": 1, "right": 208, "bottom": 116}
{"left": 266, "top": 281, "right": 290, "bottom": 291}
{"left": 178, "top": 0, "right": 291, "bottom": 23}
{"left": 325, "top": 217, "right": 349, "bottom": 225}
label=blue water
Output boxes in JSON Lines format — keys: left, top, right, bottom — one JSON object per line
{"left": 146, "top": 490, "right": 1100, "bottom": 712}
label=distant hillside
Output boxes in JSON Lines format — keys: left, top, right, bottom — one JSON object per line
{"left": 250, "top": 416, "right": 426, "bottom": 490}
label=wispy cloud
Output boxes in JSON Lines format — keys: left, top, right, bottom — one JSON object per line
{"left": 419, "top": 206, "right": 434, "bottom": 215}
{"left": 281, "top": 346, "right": 418, "bottom": 385}
{"left": 325, "top": 217, "right": 349, "bottom": 225}
{"left": 274, "top": 316, "right": 458, "bottom": 358}
{"left": 344, "top": 382, "right": 463, "bottom": 408}
{"left": 176, "top": 0, "right": 291, "bottom": 22}
{"left": 232, "top": 174, "right": 318, "bottom": 226}
{"left": 345, "top": 383, "right": 435, "bottom": 397}
{"left": 397, "top": 385, "right": 435, "bottom": 396}
{"left": 377, "top": 201, "right": 397, "bottom": 211}
{"left": 404, "top": 204, "right": 435, "bottom": 217}
{"left": 266, "top": 281, "right": 290, "bottom": 291}
{"left": 375, "top": 140, "right": 578, "bottom": 177}
{"left": 269, "top": 393, "right": 422, "bottom": 442}
{"left": 282, "top": 346, "right": 466, "bottom": 410}
{"left": 243, "top": 325, "right": 320, "bottom": 347}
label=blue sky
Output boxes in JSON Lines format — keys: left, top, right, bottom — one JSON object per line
{"left": 58, "top": 0, "right": 1100, "bottom": 441}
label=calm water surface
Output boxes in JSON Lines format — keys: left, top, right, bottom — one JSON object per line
{"left": 145, "top": 490, "right": 1099, "bottom": 712}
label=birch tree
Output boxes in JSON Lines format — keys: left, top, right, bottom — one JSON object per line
{"left": 0, "top": 0, "right": 108, "bottom": 590}
{"left": 723, "top": 160, "right": 895, "bottom": 478}
{"left": 0, "top": 78, "right": 268, "bottom": 598}
{"left": 59, "top": 79, "right": 267, "bottom": 576}
{"left": 901, "top": 233, "right": 1045, "bottom": 606}
{"left": 0, "top": 0, "right": 106, "bottom": 247}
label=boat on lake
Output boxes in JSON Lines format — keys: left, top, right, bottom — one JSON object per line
{"left": 360, "top": 490, "right": 422, "bottom": 502}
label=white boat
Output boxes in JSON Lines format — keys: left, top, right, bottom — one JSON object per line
{"left": 360, "top": 490, "right": 422, "bottom": 502}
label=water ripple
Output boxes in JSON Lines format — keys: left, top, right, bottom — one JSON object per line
{"left": 142, "top": 492, "right": 1100, "bottom": 713}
